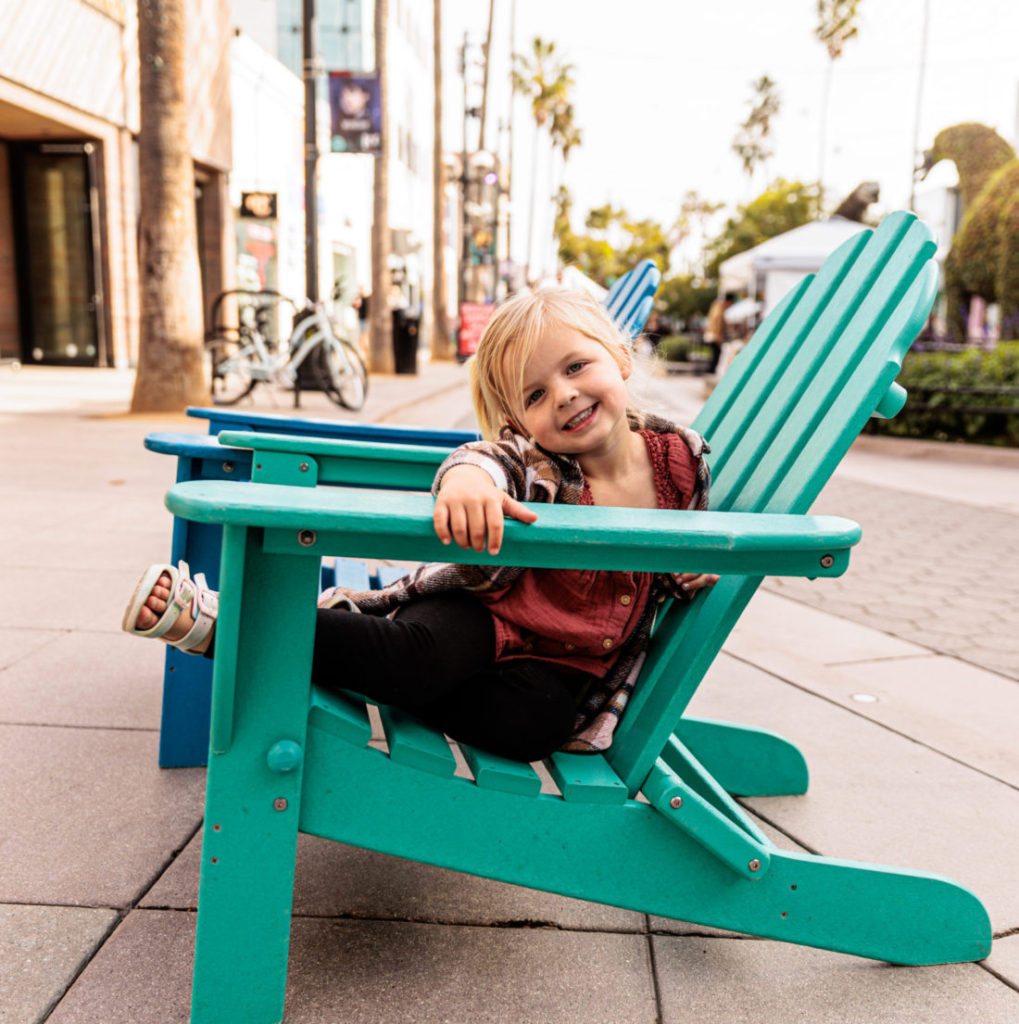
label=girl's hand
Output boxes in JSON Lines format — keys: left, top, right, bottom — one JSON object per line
{"left": 674, "top": 572, "right": 719, "bottom": 594}
{"left": 434, "top": 465, "right": 538, "bottom": 555}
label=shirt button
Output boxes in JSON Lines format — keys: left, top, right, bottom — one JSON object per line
{"left": 602, "top": 638, "right": 614, "bottom": 650}
{"left": 564, "top": 642, "right": 576, "bottom": 652}
{"left": 619, "top": 594, "right": 632, "bottom": 606}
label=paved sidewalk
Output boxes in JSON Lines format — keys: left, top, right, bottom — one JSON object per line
{"left": 2, "top": 360, "right": 1018, "bottom": 1023}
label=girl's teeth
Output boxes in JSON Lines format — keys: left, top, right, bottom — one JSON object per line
{"left": 566, "top": 407, "right": 594, "bottom": 429}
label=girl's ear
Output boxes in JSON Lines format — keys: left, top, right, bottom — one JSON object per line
{"left": 618, "top": 344, "right": 634, "bottom": 381}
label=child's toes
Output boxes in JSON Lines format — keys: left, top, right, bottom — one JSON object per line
{"left": 136, "top": 605, "right": 157, "bottom": 630}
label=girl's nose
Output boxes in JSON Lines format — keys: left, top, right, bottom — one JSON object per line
{"left": 555, "top": 379, "right": 578, "bottom": 407}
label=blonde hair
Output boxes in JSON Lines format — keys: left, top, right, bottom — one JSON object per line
{"left": 469, "top": 288, "right": 631, "bottom": 439}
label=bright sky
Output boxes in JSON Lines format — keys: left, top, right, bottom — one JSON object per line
{"left": 444, "top": 0, "right": 1019, "bottom": 274}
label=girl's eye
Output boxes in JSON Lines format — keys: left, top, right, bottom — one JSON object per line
{"left": 567, "top": 361, "right": 585, "bottom": 374}
{"left": 525, "top": 388, "right": 545, "bottom": 407}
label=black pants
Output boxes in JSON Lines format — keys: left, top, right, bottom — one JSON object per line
{"left": 311, "top": 592, "right": 583, "bottom": 763}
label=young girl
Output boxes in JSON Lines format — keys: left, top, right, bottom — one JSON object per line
{"left": 124, "top": 288, "right": 717, "bottom": 761}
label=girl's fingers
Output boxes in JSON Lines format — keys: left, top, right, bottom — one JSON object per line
{"left": 434, "top": 494, "right": 536, "bottom": 555}
{"left": 468, "top": 503, "right": 491, "bottom": 552}
{"left": 485, "top": 497, "right": 504, "bottom": 555}
{"left": 433, "top": 502, "right": 453, "bottom": 544}
{"left": 503, "top": 495, "right": 539, "bottom": 524}
{"left": 679, "top": 573, "right": 720, "bottom": 592}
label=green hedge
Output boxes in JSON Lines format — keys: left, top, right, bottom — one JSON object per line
{"left": 871, "top": 341, "right": 1019, "bottom": 446}
{"left": 654, "top": 334, "right": 712, "bottom": 363}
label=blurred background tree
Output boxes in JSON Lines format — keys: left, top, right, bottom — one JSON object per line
{"left": 814, "top": 0, "right": 863, "bottom": 203}
{"left": 702, "top": 179, "right": 821, "bottom": 281}
{"left": 553, "top": 190, "right": 670, "bottom": 287}
{"left": 512, "top": 37, "right": 577, "bottom": 280}
{"left": 732, "top": 75, "right": 781, "bottom": 183}
{"left": 131, "top": 0, "right": 207, "bottom": 412}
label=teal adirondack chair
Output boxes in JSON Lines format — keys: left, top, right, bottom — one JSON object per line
{"left": 166, "top": 212, "right": 990, "bottom": 1024}
{"left": 145, "top": 259, "right": 661, "bottom": 768}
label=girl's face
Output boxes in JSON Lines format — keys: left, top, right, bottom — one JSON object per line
{"left": 513, "top": 325, "right": 632, "bottom": 458}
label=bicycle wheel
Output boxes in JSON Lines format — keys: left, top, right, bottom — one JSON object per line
{"left": 205, "top": 334, "right": 259, "bottom": 405}
{"left": 314, "top": 335, "right": 368, "bottom": 410}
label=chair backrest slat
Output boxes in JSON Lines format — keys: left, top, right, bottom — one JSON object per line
{"left": 605, "top": 212, "right": 937, "bottom": 793}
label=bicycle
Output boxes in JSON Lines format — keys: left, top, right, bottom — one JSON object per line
{"left": 204, "top": 290, "right": 368, "bottom": 410}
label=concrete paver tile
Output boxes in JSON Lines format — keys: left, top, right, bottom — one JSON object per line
{"left": 690, "top": 657, "right": 1019, "bottom": 932}
{"left": 48, "top": 909, "right": 658, "bottom": 1024}
{"left": 0, "top": 627, "right": 61, "bottom": 670}
{"left": 0, "top": 903, "right": 117, "bottom": 1024}
{"left": 824, "top": 654, "right": 1019, "bottom": 786}
{"left": 985, "top": 933, "right": 1019, "bottom": 990}
{"left": 143, "top": 830, "right": 645, "bottom": 932}
{"left": 722, "top": 615, "right": 1019, "bottom": 787}
{"left": 0, "top": 566, "right": 161, "bottom": 633}
{"left": 18, "top": 520, "right": 170, "bottom": 575}
{"left": 0, "top": 631, "right": 163, "bottom": 729}
{"left": 732, "top": 592, "right": 928, "bottom": 664}
{"left": 653, "top": 936, "right": 1019, "bottom": 1024}
{"left": 0, "top": 725, "right": 204, "bottom": 907}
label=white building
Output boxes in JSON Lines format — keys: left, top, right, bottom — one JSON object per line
{"left": 232, "top": 0, "right": 436, "bottom": 339}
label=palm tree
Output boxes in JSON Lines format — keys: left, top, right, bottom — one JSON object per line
{"left": 731, "top": 75, "right": 781, "bottom": 184}
{"left": 370, "top": 0, "right": 394, "bottom": 372}
{"left": 511, "top": 37, "right": 575, "bottom": 280}
{"left": 431, "top": 0, "right": 450, "bottom": 358}
{"left": 477, "top": 0, "right": 497, "bottom": 153}
{"left": 814, "top": 0, "right": 863, "bottom": 204}
{"left": 131, "top": 0, "right": 207, "bottom": 412}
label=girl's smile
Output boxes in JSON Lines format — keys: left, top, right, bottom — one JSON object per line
{"left": 562, "top": 402, "right": 599, "bottom": 432}
{"left": 515, "top": 326, "right": 633, "bottom": 461}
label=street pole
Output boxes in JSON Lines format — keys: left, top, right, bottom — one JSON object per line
{"left": 908, "top": 0, "right": 931, "bottom": 212}
{"left": 303, "top": 0, "right": 319, "bottom": 303}
{"left": 458, "top": 34, "right": 470, "bottom": 316}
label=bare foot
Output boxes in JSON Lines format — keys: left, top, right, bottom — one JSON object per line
{"left": 135, "top": 572, "right": 214, "bottom": 654}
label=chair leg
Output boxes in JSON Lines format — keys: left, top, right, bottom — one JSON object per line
{"left": 157, "top": 651, "right": 212, "bottom": 768}
{"left": 675, "top": 716, "right": 809, "bottom": 796}
{"left": 189, "top": 529, "right": 320, "bottom": 1023}
{"left": 190, "top": 763, "right": 301, "bottom": 1024}
{"left": 158, "top": 517, "right": 223, "bottom": 768}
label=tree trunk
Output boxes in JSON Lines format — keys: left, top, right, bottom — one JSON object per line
{"left": 132, "top": 0, "right": 208, "bottom": 412}
{"left": 370, "top": 0, "right": 394, "bottom": 372}
{"left": 430, "top": 0, "right": 451, "bottom": 358}
{"left": 477, "top": 0, "right": 496, "bottom": 153}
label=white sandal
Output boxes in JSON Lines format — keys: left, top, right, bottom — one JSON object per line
{"left": 316, "top": 586, "right": 361, "bottom": 612}
{"left": 122, "top": 561, "right": 218, "bottom": 653}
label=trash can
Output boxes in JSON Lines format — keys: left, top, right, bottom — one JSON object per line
{"left": 392, "top": 309, "right": 420, "bottom": 374}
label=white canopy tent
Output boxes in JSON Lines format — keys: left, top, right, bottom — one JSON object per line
{"left": 718, "top": 216, "right": 869, "bottom": 315}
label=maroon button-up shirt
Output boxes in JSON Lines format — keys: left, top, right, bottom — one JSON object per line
{"left": 479, "top": 431, "right": 697, "bottom": 677}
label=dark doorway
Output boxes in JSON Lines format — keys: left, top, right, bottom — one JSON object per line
{"left": 11, "top": 142, "right": 105, "bottom": 366}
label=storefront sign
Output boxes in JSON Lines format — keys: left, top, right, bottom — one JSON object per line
{"left": 457, "top": 302, "right": 495, "bottom": 358}
{"left": 329, "top": 72, "right": 382, "bottom": 155}
{"left": 239, "top": 192, "right": 278, "bottom": 219}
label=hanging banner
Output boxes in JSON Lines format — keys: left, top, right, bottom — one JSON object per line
{"left": 329, "top": 72, "right": 382, "bottom": 155}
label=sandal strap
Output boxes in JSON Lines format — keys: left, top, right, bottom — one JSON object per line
{"left": 174, "top": 570, "right": 218, "bottom": 652}
{"left": 143, "top": 565, "right": 194, "bottom": 641}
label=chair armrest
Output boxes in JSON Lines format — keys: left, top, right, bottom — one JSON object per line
{"left": 217, "top": 431, "right": 450, "bottom": 490}
{"left": 166, "top": 480, "right": 860, "bottom": 579}
{"left": 145, "top": 431, "right": 241, "bottom": 460}
{"left": 187, "top": 405, "right": 476, "bottom": 447}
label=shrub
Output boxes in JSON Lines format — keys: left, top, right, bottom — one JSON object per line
{"left": 655, "top": 335, "right": 692, "bottom": 361}
{"left": 871, "top": 341, "right": 1019, "bottom": 446}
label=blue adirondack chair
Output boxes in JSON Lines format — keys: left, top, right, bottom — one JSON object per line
{"left": 163, "top": 212, "right": 990, "bottom": 1023}
{"left": 146, "top": 262, "right": 662, "bottom": 767}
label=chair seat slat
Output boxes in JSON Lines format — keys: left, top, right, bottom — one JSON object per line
{"left": 376, "top": 705, "right": 458, "bottom": 776}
